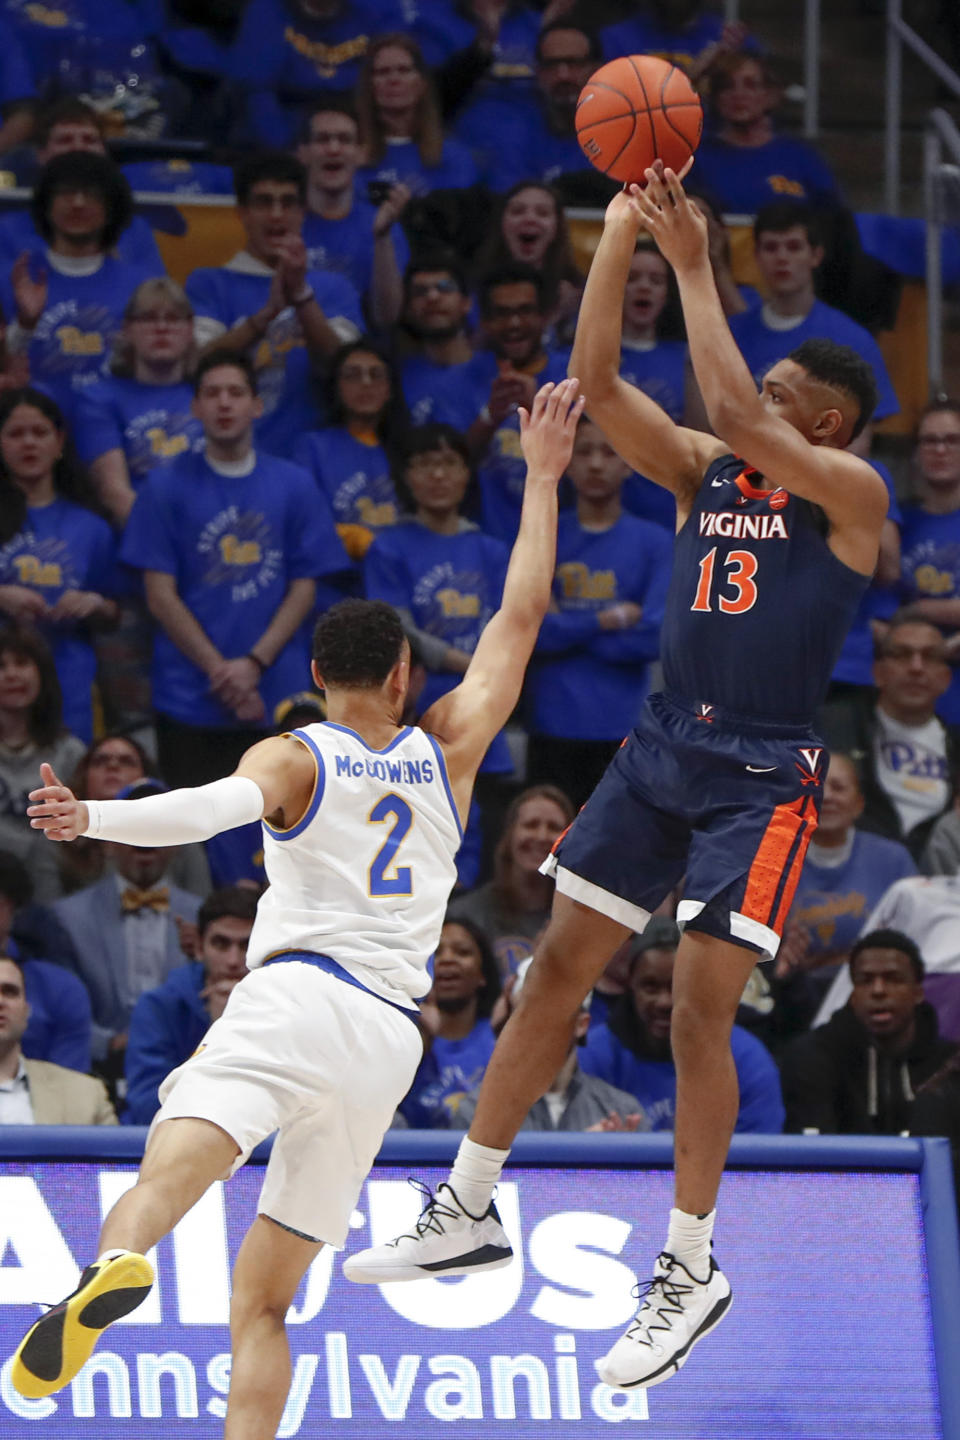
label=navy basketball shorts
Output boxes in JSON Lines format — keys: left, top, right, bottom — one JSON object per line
{"left": 541, "top": 690, "right": 825, "bottom": 958}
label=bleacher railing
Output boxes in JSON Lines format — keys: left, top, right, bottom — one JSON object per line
{"left": 924, "top": 107, "right": 960, "bottom": 398}
{"left": 886, "top": 0, "right": 960, "bottom": 215}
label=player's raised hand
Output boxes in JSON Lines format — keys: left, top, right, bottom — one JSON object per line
{"left": 518, "top": 377, "right": 586, "bottom": 482}
{"left": 27, "top": 763, "right": 88, "bottom": 842}
{"left": 628, "top": 163, "right": 706, "bottom": 273}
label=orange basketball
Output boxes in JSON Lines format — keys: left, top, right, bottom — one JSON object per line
{"left": 575, "top": 54, "right": 703, "bottom": 184}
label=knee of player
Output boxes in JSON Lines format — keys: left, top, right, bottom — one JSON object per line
{"left": 229, "top": 1285, "right": 290, "bottom": 1330}
{"left": 669, "top": 995, "right": 734, "bottom": 1055}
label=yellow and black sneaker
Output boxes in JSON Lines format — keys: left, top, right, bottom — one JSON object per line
{"left": 12, "top": 1251, "right": 154, "bottom": 1399}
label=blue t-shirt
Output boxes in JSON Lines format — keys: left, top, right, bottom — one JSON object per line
{"left": 433, "top": 348, "right": 572, "bottom": 543}
{"left": 17, "top": 953, "right": 92, "bottom": 1075}
{"left": 528, "top": 511, "right": 673, "bottom": 741}
{"left": 204, "top": 822, "right": 266, "bottom": 890}
{"left": 728, "top": 299, "right": 899, "bottom": 421}
{"left": 0, "top": 15, "right": 32, "bottom": 105}
{"left": 601, "top": 12, "right": 727, "bottom": 70}
{"left": 899, "top": 504, "right": 960, "bottom": 724}
{"left": 456, "top": 95, "right": 588, "bottom": 192}
{"left": 619, "top": 339, "right": 687, "bottom": 422}
{"left": 0, "top": 208, "right": 164, "bottom": 273}
{"left": 364, "top": 518, "right": 512, "bottom": 772}
{"left": 831, "top": 461, "right": 901, "bottom": 687}
{"left": 302, "top": 198, "right": 409, "bottom": 309}
{"left": 120, "top": 450, "right": 343, "bottom": 727}
{"left": 405, "top": 1, "right": 539, "bottom": 93}
{"left": 122, "top": 158, "right": 235, "bottom": 196}
{"left": 402, "top": 353, "right": 477, "bottom": 427}
{"left": 401, "top": 1019, "right": 497, "bottom": 1128}
{"left": 0, "top": 254, "right": 155, "bottom": 416}
{"left": 357, "top": 137, "right": 478, "bottom": 199}
{"left": 0, "top": 0, "right": 155, "bottom": 86}
{"left": 73, "top": 375, "right": 204, "bottom": 486}
{"left": 580, "top": 1021, "right": 784, "bottom": 1133}
{"left": 694, "top": 136, "right": 840, "bottom": 215}
{"left": 292, "top": 427, "right": 398, "bottom": 538}
{"left": 185, "top": 259, "right": 363, "bottom": 457}
{"left": 0, "top": 498, "right": 118, "bottom": 741}
{"left": 228, "top": 0, "right": 407, "bottom": 146}
{"left": 791, "top": 831, "right": 916, "bottom": 961}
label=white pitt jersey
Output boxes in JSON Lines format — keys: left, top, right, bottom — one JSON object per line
{"left": 247, "top": 721, "right": 462, "bottom": 1008}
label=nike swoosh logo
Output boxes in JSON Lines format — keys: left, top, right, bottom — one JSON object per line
{"left": 745, "top": 765, "right": 777, "bottom": 773}
{"left": 711, "top": 478, "right": 729, "bottom": 487}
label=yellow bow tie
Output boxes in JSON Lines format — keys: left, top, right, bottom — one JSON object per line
{"left": 121, "top": 886, "right": 170, "bottom": 915}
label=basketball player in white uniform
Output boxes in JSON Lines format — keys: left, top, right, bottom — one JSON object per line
{"left": 11, "top": 378, "right": 586, "bottom": 1438}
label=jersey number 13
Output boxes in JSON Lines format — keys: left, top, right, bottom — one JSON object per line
{"left": 691, "top": 547, "right": 759, "bottom": 614}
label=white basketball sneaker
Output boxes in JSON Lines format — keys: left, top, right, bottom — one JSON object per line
{"left": 343, "top": 1181, "right": 514, "bottom": 1284}
{"left": 596, "top": 1252, "right": 732, "bottom": 1389}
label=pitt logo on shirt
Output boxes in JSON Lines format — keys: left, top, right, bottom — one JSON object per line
{"left": 55, "top": 326, "right": 104, "bottom": 356}
{"left": 699, "top": 512, "right": 789, "bottom": 540}
{"left": 436, "top": 588, "right": 480, "bottom": 619}
{"left": 557, "top": 562, "right": 616, "bottom": 601}
{"left": 146, "top": 427, "right": 190, "bottom": 460}
{"left": 219, "top": 535, "right": 262, "bottom": 566}
{"left": 13, "top": 554, "right": 62, "bottom": 587}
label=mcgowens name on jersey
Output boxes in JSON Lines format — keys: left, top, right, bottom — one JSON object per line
{"left": 334, "top": 753, "right": 435, "bottom": 785}
{"left": 698, "top": 512, "right": 788, "bottom": 540}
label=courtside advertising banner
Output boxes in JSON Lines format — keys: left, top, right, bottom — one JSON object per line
{"left": 0, "top": 1146, "right": 947, "bottom": 1438}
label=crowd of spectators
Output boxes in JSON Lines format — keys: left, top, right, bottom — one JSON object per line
{"left": 2, "top": 1, "right": 960, "bottom": 1212}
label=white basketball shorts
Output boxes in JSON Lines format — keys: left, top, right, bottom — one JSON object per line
{"left": 152, "top": 959, "right": 422, "bottom": 1246}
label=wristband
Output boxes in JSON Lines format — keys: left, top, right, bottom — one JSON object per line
{"left": 292, "top": 286, "right": 315, "bottom": 307}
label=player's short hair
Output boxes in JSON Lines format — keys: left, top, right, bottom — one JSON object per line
{"left": 849, "top": 929, "right": 924, "bottom": 984}
{"left": 753, "top": 200, "right": 823, "bottom": 250}
{"left": 197, "top": 886, "right": 259, "bottom": 937}
{"left": 479, "top": 262, "right": 547, "bottom": 316}
{"left": 404, "top": 251, "right": 470, "bottom": 297}
{"left": 234, "top": 151, "right": 307, "bottom": 207}
{"left": 193, "top": 350, "right": 258, "bottom": 396}
{"left": 787, "top": 338, "right": 878, "bottom": 442}
{"left": 32, "top": 151, "right": 132, "bottom": 251}
{"left": 312, "top": 599, "right": 408, "bottom": 689}
{"left": 535, "top": 19, "right": 602, "bottom": 64}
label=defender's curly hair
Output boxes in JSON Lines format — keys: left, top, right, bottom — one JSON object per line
{"left": 312, "top": 599, "right": 407, "bottom": 689}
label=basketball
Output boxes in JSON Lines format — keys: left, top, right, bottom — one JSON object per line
{"left": 575, "top": 54, "right": 703, "bottom": 185}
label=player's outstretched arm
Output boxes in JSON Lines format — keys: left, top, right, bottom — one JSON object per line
{"left": 26, "top": 738, "right": 315, "bottom": 845}
{"left": 631, "top": 166, "right": 888, "bottom": 570}
{"left": 423, "top": 379, "right": 584, "bottom": 793}
{"left": 569, "top": 186, "right": 724, "bottom": 502}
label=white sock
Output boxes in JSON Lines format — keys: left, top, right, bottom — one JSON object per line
{"left": 665, "top": 1207, "right": 715, "bottom": 1282}
{"left": 95, "top": 1248, "right": 129, "bottom": 1265}
{"left": 448, "top": 1136, "right": 510, "bottom": 1218}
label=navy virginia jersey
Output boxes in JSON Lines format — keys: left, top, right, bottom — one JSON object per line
{"left": 661, "top": 453, "right": 870, "bottom": 724}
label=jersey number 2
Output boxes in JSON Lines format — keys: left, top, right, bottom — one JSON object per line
{"left": 368, "top": 794, "right": 413, "bottom": 897}
{"left": 690, "top": 547, "right": 758, "bottom": 614}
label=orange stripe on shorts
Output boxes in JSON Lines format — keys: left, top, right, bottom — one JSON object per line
{"left": 772, "top": 796, "right": 819, "bottom": 935}
{"left": 740, "top": 796, "right": 807, "bottom": 929}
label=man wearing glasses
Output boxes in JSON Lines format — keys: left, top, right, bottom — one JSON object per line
{"left": 399, "top": 255, "right": 475, "bottom": 424}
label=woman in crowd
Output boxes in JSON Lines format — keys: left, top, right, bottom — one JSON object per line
{"left": 449, "top": 783, "right": 574, "bottom": 980}
{"left": 0, "top": 387, "right": 118, "bottom": 742}
{"left": 356, "top": 33, "right": 478, "bottom": 197}
{"left": 898, "top": 400, "right": 960, "bottom": 725}
{"left": 0, "top": 626, "right": 85, "bottom": 904}
{"left": 58, "top": 732, "right": 212, "bottom": 899}
{"left": 74, "top": 277, "right": 202, "bottom": 525}
{"left": 293, "top": 339, "right": 404, "bottom": 563}
{"left": 401, "top": 914, "right": 502, "bottom": 1128}
{"left": 474, "top": 182, "right": 584, "bottom": 346}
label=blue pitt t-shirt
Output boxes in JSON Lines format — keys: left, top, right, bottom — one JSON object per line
{"left": 729, "top": 299, "right": 899, "bottom": 421}
{"left": 529, "top": 511, "right": 673, "bottom": 741}
{"left": 293, "top": 427, "right": 397, "bottom": 539}
{"left": 0, "top": 499, "right": 118, "bottom": 742}
{"left": 73, "top": 376, "right": 204, "bottom": 487}
{"left": 401, "top": 1019, "right": 497, "bottom": 1128}
{"left": 302, "top": 198, "right": 409, "bottom": 308}
{"left": 791, "top": 832, "right": 916, "bottom": 961}
{"left": 457, "top": 96, "right": 588, "bottom": 192}
{"left": 0, "top": 255, "right": 155, "bottom": 415}
{"left": 364, "top": 517, "right": 512, "bottom": 772}
{"left": 356, "top": 137, "right": 478, "bottom": 200}
{"left": 186, "top": 255, "right": 363, "bottom": 457}
{"left": 120, "top": 450, "right": 343, "bottom": 728}
{"left": 899, "top": 504, "right": 960, "bottom": 724}
{"left": 694, "top": 136, "right": 840, "bottom": 215}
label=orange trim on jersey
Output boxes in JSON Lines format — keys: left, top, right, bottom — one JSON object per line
{"left": 550, "top": 819, "right": 574, "bottom": 855}
{"left": 740, "top": 795, "right": 807, "bottom": 927}
{"left": 772, "top": 797, "right": 819, "bottom": 934}
{"left": 734, "top": 469, "right": 772, "bottom": 501}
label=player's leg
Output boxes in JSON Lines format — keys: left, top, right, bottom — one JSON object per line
{"left": 224, "top": 1215, "right": 323, "bottom": 1440}
{"left": 11, "top": 1117, "right": 240, "bottom": 1399}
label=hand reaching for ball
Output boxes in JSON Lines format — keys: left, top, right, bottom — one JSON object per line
{"left": 626, "top": 164, "right": 709, "bottom": 273}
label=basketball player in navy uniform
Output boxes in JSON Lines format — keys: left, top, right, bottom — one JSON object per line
{"left": 10, "top": 379, "right": 586, "bottom": 1433}
{"left": 346, "top": 167, "right": 888, "bottom": 1389}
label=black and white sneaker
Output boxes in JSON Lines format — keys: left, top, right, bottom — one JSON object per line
{"left": 343, "top": 1180, "right": 513, "bottom": 1284}
{"left": 596, "top": 1252, "right": 732, "bottom": 1389}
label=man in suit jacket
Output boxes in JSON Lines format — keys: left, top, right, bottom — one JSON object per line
{"left": 0, "top": 955, "right": 116, "bottom": 1125}
{"left": 52, "top": 783, "right": 200, "bottom": 1073}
